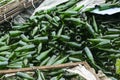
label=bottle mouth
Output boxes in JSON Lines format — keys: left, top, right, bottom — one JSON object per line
{"left": 64, "top": 27, "right": 69, "bottom": 31}
{"left": 59, "top": 45, "right": 66, "bottom": 50}
{"left": 75, "top": 35, "right": 81, "bottom": 41}
{"left": 53, "top": 50, "right": 60, "bottom": 55}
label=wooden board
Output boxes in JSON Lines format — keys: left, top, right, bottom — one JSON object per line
{"left": 0, "top": 0, "right": 43, "bottom": 24}
{"left": 0, "top": 0, "right": 24, "bottom": 15}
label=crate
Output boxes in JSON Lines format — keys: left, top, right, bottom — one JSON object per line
{"left": 0, "top": 61, "right": 101, "bottom": 80}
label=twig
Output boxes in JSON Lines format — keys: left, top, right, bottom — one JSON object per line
{"left": 0, "top": 62, "right": 88, "bottom": 74}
